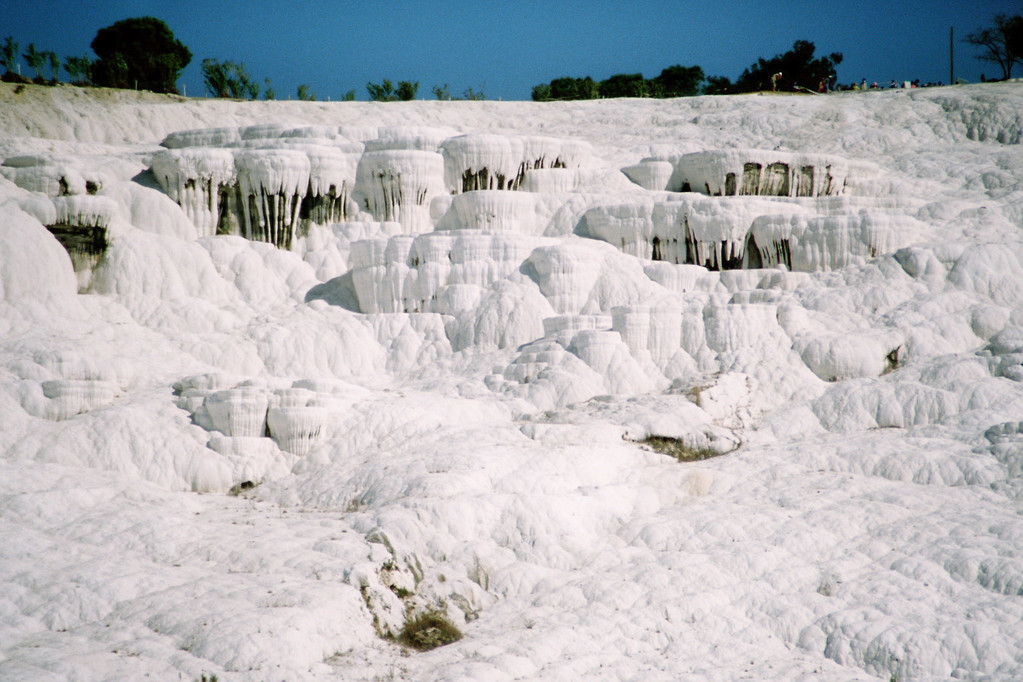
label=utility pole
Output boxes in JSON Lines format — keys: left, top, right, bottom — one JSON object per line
{"left": 950, "top": 26, "right": 955, "bottom": 85}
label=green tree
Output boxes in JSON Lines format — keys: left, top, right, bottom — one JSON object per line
{"left": 965, "top": 13, "right": 1023, "bottom": 80}
{"left": 46, "top": 51, "right": 60, "bottom": 82}
{"left": 64, "top": 56, "right": 93, "bottom": 85}
{"left": 91, "top": 16, "right": 191, "bottom": 93}
{"left": 367, "top": 78, "right": 397, "bottom": 101}
{"left": 531, "top": 82, "right": 552, "bottom": 101}
{"left": 368, "top": 79, "right": 417, "bottom": 101}
{"left": 733, "top": 40, "right": 841, "bottom": 93}
{"left": 432, "top": 83, "right": 452, "bottom": 100}
{"left": 263, "top": 77, "right": 276, "bottom": 100}
{"left": 63, "top": 56, "right": 80, "bottom": 83}
{"left": 297, "top": 83, "right": 315, "bottom": 101}
{"left": 703, "top": 75, "right": 733, "bottom": 95}
{"left": 599, "top": 73, "right": 649, "bottom": 98}
{"left": 462, "top": 84, "right": 486, "bottom": 100}
{"left": 542, "top": 76, "right": 599, "bottom": 100}
{"left": 201, "top": 59, "right": 259, "bottom": 99}
{"left": 23, "top": 43, "right": 44, "bottom": 79}
{"left": 202, "top": 58, "right": 228, "bottom": 97}
{"left": 341, "top": 89, "right": 356, "bottom": 101}
{"left": 651, "top": 64, "right": 705, "bottom": 97}
{"left": 2, "top": 36, "right": 18, "bottom": 74}
{"left": 396, "top": 80, "right": 418, "bottom": 100}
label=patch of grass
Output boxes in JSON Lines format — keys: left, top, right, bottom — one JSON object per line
{"left": 398, "top": 610, "right": 463, "bottom": 651}
{"left": 228, "top": 480, "right": 255, "bottom": 496}
{"left": 639, "top": 436, "right": 722, "bottom": 462}
{"left": 884, "top": 345, "right": 902, "bottom": 374}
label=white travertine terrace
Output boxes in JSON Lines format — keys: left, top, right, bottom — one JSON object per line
{"left": 4, "top": 83, "right": 1023, "bottom": 682}
{"left": 267, "top": 405, "right": 328, "bottom": 455}
{"left": 584, "top": 195, "right": 922, "bottom": 273}
{"left": 204, "top": 387, "right": 270, "bottom": 438}
{"left": 51, "top": 194, "right": 117, "bottom": 228}
{"left": 151, "top": 148, "right": 237, "bottom": 237}
{"left": 447, "top": 190, "right": 542, "bottom": 234}
{"left": 669, "top": 149, "right": 857, "bottom": 197}
{"left": 39, "top": 379, "right": 118, "bottom": 421}
{"left": 441, "top": 134, "right": 590, "bottom": 194}
{"left": 441, "top": 134, "right": 527, "bottom": 192}
{"left": 301, "top": 145, "right": 360, "bottom": 225}
{"left": 234, "top": 149, "right": 312, "bottom": 248}
{"left": 353, "top": 149, "right": 445, "bottom": 232}
{"left": 747, "top": 213, "right": 925, "bottom": 271}
{"left": 47, "top": 195, "right": 119, "bottom": 290}
{"left": 621, "top": 160, "right": 674, "bottom": 191}
{"left": 161, "top": 126, "right": 242, "bottom": 149}
{"left": 350, "top": 231, "right": 536, "bottom": 316}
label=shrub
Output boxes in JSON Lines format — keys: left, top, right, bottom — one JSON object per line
{"left": 398, "top": 610, "right": 462, "bottom": 651}
{"left": 639, "top": 436, "right": 722, "bottom": 462}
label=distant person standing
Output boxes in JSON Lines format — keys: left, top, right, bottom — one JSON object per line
{"left": 861, "top": 78, "right": 867, "bottom": 91}
{"left": 771, "top": 72, "right": 782, "bottom": 91}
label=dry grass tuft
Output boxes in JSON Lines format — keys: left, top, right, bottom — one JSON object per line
{"left": 398, "top": 610, "right": 463, "bottom": 651}
{"left": 640, "top": 436, "right": 723, "bottom": 462}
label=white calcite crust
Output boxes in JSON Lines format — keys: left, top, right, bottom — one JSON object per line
{"left": 446, "top": 189, "right": 542, "bottom": 234}
{"left": 204, "top": 386, "right": 270, "bottom": 438}
{"left": 234, "top": 149, "right": 311, "bottom": 248}
{"left": 1, "top": 83, "right": 1023, "bottom": 682}
{"left": 353, "top": 149, "right": 445, "bottom": 232}
{"left": 670, "top": 149, "right": 860, "bottom": 197}
{"left": 161, "top": 126, "right": 242, "bottom": 148}
{"left": 150, "top": 147, "right": 237, "bottom": 238}
{"left": 748, "top": 213, "right": 926, "bottom": 271}
{"left": 441, "top": 133, "right": 527, "bottom": 192}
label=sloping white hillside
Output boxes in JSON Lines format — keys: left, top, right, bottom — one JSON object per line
{"left": 1, "top": 81, "right": 1022, "bottom": 681}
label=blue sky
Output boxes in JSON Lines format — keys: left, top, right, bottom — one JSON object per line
{"left": 1, "top": 1, "right": 1019, "bottom": 100}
